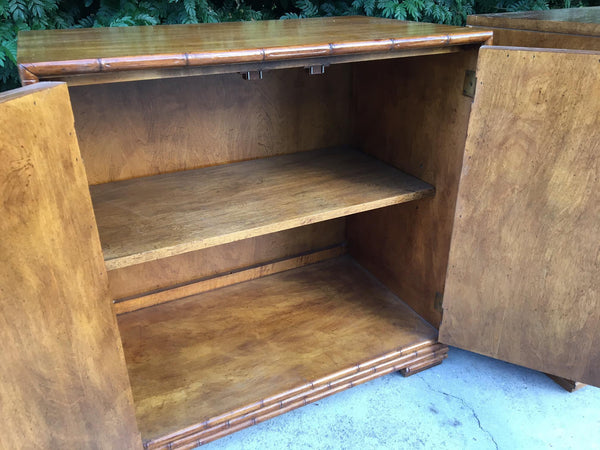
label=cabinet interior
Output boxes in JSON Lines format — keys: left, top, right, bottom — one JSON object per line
{"left": 68, "top": 48, "right": 477, "bottom": 447}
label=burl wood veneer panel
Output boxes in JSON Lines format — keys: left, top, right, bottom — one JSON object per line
{"left": 0, "top": 83, "right": 141, "bottom": 448}
{"left": 117, "top": 256, "right": 438, "bottom": 446}
{"left": 348, "top": 49, "right": 478, "bottom": 327}
{"left": 91, "top": 147, "right": 434, "bottom": 270}
{"left": 69, "top": 65, "right": 352, "bottom": 184}
{"left": 440, "top": 47, "right": 600, "bottom": 387}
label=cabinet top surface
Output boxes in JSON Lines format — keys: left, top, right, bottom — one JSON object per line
{"left": 17, "top": 16, "right": 491, "bottom": 82}
{"left": 468, "top": 7, "right": 600, "bottom": 36}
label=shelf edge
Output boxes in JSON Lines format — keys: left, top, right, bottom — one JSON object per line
{"left": 103, "top": 186, "right": 433, "bottom": 271}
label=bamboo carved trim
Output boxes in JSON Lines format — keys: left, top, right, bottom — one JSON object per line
{"left": 400, "top": 350, "right": 448, "bottom": 376}
{"left": 17, "top": 65, "right": 39, "bottom": 85}
{"left": 40, "top": 47, "right": 463, "bottom": 87}
{"left": 143, "top": 343, "right": 448, "bottom": 449}
{"left": 20, "top": 31, "right": 492, "bottom": 81}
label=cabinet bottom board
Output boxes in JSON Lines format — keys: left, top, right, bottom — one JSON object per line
{"left": 157, "top": 343, "right": 447, "bottom": 449}
{"left": 117, "top": 256, "right": 441, "bottom": 448}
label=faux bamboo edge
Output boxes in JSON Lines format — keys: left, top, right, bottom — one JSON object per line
{"left": 143, "top": 342, "right": 448, "bottom": 449}
{"left": 20, "top": 31, "right": 492, "bottom": 84}
{"left": 30, "top": 46, "right": 464, "bottom": 86}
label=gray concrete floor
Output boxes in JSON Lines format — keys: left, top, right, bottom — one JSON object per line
{"left": 203, "top": 347, "right": 600, "bottom": 449}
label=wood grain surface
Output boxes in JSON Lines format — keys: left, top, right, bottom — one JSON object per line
{"left": 17, "top": 16, "right": 492, "bottom": 82}
{"left": 468, "top": 6, "right": 600, "bottom": 51}
{"left": 146, "top": 343, "right": 448, "bottom": 449}
{"left": 0, "top": 83, "right": 141, "bottom": 448}
{"left": 113, "top": 245, "right": 346, "bottom": 315}
{"left": 348, "top": 50, "right": 478, "bottom": 327}
{"left": 468, "top": 6, "right": 600, "bottom": 36}
{"left": 46, "top": 46, "right": 465, "bottom": 87}
{"left": 117, "top": 256, "right": 438, "bottom": 446}
{"left": 69, "top": 66, "right": 352, "bottom": 184}
{"left": 91, "top": 147, "right": 434, "bottom": 270}
{"left": 468, "top": 26, "right": 600, "bottom": 51}
{"left": 108, "top": 219, "right": 346, "bottom": 300}
{"left": 439, "top": 47, "right": 600, "bottom": 387}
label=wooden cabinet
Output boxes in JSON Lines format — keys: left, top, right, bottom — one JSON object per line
{"left": 3, "top": 16, "right": 598, "bottom": 449}
{"left": 468, "top": 6, "right": 600, "bottom": 50}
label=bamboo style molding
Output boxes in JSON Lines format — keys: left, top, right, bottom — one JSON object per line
{"left": 17, "top": 16, "right": 492, "bottom": 84}
{"left": 146, "top": 344, "right": 448, "bottom": 449}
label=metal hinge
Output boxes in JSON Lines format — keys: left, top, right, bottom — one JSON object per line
{"left": 242, "top": 70, "right": 263, "bottom": 80}
{"left": 462, "top": 70, "right": 477, "bottom": 98}
{"left": 306, "top": 64, "right": 326, "bottom": 75}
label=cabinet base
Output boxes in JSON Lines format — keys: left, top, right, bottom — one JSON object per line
{"left": 400, "top": 346, "right": 448, "bottom": 377}
{"left": 145, "top": 342, "right": 448, "bottom": 449}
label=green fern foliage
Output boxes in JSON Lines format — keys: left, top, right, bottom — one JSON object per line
{"left": 281, "top": 0, "right": 473, "bottom": 24}
{"left": 1, "top": 0, "right": 597, "bottom": 91}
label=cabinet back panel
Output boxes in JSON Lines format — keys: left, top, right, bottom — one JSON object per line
{"left": 348, "top": 50, "right": 478, "bottom": 328}
{"left": 69, "top": 66, "right": 352, "bottom": 184}
{"left": 109, "top": 219, "right": 346, "bottom": 300}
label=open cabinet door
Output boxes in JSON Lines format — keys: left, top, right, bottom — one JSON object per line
{"left": 0, "top": 83, "right": 141, "bottom": 448}
{"left": 439, "top": 47, "right": 600, "bottom": 387}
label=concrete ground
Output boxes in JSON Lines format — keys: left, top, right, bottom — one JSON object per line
{"left": 203, "top": 347, "right": 600, "bottom": 450}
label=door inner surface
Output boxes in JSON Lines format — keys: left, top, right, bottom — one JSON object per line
{"left": 0, "top": 83, "right": 141, "bottom": 448}
{"left": 439, "top": 47, "right": 600, "bottom": 387}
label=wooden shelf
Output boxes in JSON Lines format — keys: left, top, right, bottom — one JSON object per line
{"left": 91, "top": 148, "right": 434, "bottom": 270}
{"left": 117, "top": 256, "right": 442, "bottom": 448}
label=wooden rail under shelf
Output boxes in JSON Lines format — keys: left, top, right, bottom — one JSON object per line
{"left": 91, "top": 147, "right": 435, "bottom": 270}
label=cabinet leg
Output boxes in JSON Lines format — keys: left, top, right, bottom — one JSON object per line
{"left": 545, "top": 374, "right": 586, "bottom": 392}
{"left": 400, "top": 344, "right": 448, "bottom": 377}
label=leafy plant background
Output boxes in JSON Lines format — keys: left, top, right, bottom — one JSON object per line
{"left": 1, "top": 0, "right": 598, "bottom": 91}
